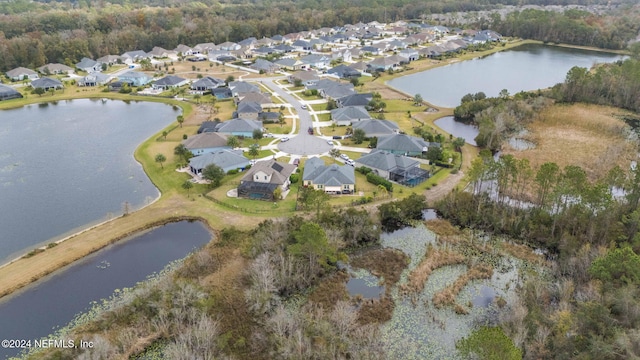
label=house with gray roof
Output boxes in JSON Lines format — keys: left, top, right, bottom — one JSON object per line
{"left": 272, "top": 44, "right": 295, "bottom": 53}
{"left": 303, "top": 157, "right": 355, "bottom": 194}
{"left": 312, "top": 79, "right": 355, "bottom": 100}
{"left": 97, "top": 55, "right": 123, "bottom": 66}
{"left": 275, "top": 58, "right": 304, "bottom": 71}
{"left": 300, "top": 54, "right": 331, "bottom": 69}
{"left": 289, "top": 71, "right": 320, "bottom": 86}
{"left": 153, "top": 75, "right": 188, "bottom": 90}
{"left": 376, "top": 134, "right": 439, "bottom": 156}
{"left": 37, "top": 63, "right": 74, "bottom": 75}
{"left": 331, "top": 49, "right": 353, "bottom": 63}
{"left": 398, "top": 49, "right": 419, "bottom": 62}
{"left": 31, "top": 77, "right": 63, "bottom": 91}
{"left": 337, "top": 93, "right": 373, "bottom": 107}
{"left": 352, "top": 119, "right": 399, "bottom": 137}
{"left": 6, "top": 67, "right": 39, "bottom": 81}
{"left": 330, "top": 106, "right": 371, "bottom": 126}
{"left": 251, "top": 59, "right": 279, "bottom": 74}
{"left": 121, "top": 50, "right": 149, "bottom": 63}
{"left": 215, "top": 118, "right": 263, "bottom": 137}
{"left": 217, "top": 41, "right": 241, "bottom": 51}
{"left": 228, "top": 81, "right": 261, "bottom": 97}
{"left": 78, "top": 73, "right": 111, "bottom": 87}
{"left": 174, "top": 44, "right": 194, "bottom": 56}
{"left": 190, "top": 76, "right": 225, "bottom": 93}
{"left": 0, "top": 84, "right": 22, "bottom": 101}
{"left": 76, "top": 57, "right": 102, "bottom": 73}
{"left": 355, "top": 150, "right": 429, "bottom": 186}
{"left": 327, "top": 64, "right": 361, "bottom": 79}
{"left": 238, "top": 160, "right": 296, "bottom": 200}
{"left": 360, "top": 46, "right": 382, "bottom": 56}
{"left": 189, "top": 149, "right": 251, "bottom": 175}
{"left": 118, "top": 71, "right": 152, "bottom": 86}
{"left": 367, "top": 55, "right": 403, "bottom": 72}
{"left": 235, "top": 101, "right": 263, "bottom": 120}
{"left": 291, "top": 40, "right": 312, "bottom": 52}
{"left": 238, "top": 92, "right": 273, "bottom": 107}
{"left": 193, "top": 43, "right": 216, "bottom": 54}
{"left": 182, "top": 132, "right": 230, "bottom": 155}
{"left": 148, "top": 46, "right": 176, "bottom": 58}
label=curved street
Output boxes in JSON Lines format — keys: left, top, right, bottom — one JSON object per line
{"left": 260, "top": 78, "right": 332, "bottom": 156}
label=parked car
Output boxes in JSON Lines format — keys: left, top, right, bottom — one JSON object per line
{"left": 346, "top": 159, "right": 355, "bottom": 166}
{"left": 332, "top": 135, "right": 342, "bottom": 140}
{"left": 340, "top": 154, "right": 349, "bottom": 160}
{"left": 264, "top": 132, "right": 274, "bottom": 138}
{"left": 308, "top": 127, "right": 314, "bottom": 135}
{"left": 281, "top": 136, "right": 290, "bottom": 142}
{"left": 327, "top": 140, "right": 334, "bottom": 146}
{"left": 293, "top": 158, "right": 300, "bottom": 166}
{"left": 301, "top": 104, "right": 308, "bottom": 110}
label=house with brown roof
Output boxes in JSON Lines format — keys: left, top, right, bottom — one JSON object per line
{"left": 238, "top": 160, "right": 297, "bottom": 200}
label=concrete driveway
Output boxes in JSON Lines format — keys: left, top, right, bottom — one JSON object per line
{"left": 261, "top": 78, "right": 332, "bottom": 156}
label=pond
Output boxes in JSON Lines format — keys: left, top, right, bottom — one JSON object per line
{"left": 387, "top": 43, "right": 626, "bottom": 108}
{"left": 0, "top": 99, "right": 180, "bottom": 263}
{"left": 0, "top": 220, "right": 212, "bottom": 359}
{"left": 433, "top": 116, "right": 479, "bottom": 145}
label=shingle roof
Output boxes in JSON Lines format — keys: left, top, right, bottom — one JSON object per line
{"left": 215, "top": 118, "right": 263, "bottom": 133}
{"left": 352, "top": 120, "right": 399, "bottom": 136}
{"left": 191, "top": 76, "right": 225, "bottom": 89}
{"left": 237, "top": 101, "right": 263, "bottom": 114}
{"left": 303, "top": 157, "right": 355, "bottom": 185}
{"left": 228, "top": 81, "right": 261, "bottom": 95}
{"left": 76, "top": 57, "right": 99, "bottom": 69}
{"left": 331, "top": 106, "right": 370, "bottom": 121}
{"left": 6, "top": 67, "right": 37, "bottom": 77}
{"left": 189, "top": 150, "right": 250, "bottom": 171}
{"left": 336, "top": 93, "right": 373, "bottom": 107}
{"left": 377, "top": 134, "right": 434, "bottom": 153}
{"left": 182, "top": 132, "right": 228, "bottom": 150}
{"left": 37, "top": 63, "right": 73, "bottom": 73}
{"left": 154, "top": 75, "right": 186, "bottom": 86}
{"left": 31, "top": 77, "right": 63, "bottom": 88}
{"left": 355, "top": 150, "right": 419, "bottom": 172}
{"left": 241, "top": 160, "right": 296, "bottom": 185}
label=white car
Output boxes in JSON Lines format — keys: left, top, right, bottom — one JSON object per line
{"left": 265, "top": 133, "right": 274, "bottom": 138}
{"left": 346, "top": 159, "right": 355, "bottom": 166}
{"left": 301, "top": 104, "right": 308, "bottom": 110}
{"left": 281, "top": 137, "right": 289, "bottom": 142}
{"left": 340, "top": 153, "right": 349, "bottom": 160}
{"left": 327, "top": 140, "right": 334, "bottom": 146}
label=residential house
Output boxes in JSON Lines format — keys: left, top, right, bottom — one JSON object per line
{"left": 327, "top": 64, "right": 361, "bottom": 79}
{"left": 189, "top": 149, "right": 251, "bottom": 175}
{"left": 0, "top": 84, "right": 23, "bottom": 101}
{"left": 348, "top": 48, "right": 365, "bottom": 59}
{"left": 121, "top": 50, "right": 149, "bottom": 63}
{"left": 37, "top": 63, "right": 73, "bottom": 75}
{"left": 256, "top": 38, "right": 274, "bottom": 47}
{"left": 360, "top": 46, "right": 382, "bottom": 56}
{"left": 284, "top": 33, "right": 302, "bottom": 43}
{"left": 228, "top": 81, "right": 261, "bottom": 98}
{"left": 238, "top": 37, "right": 258, "bottom": 49}
{"left": 251, "top": 59, "right": 279, "bottom": 74}
{"left": 398, "top": 49, "right": 419, "bottom": 62}
{"left": 302, "top": 157, "right": 355, "bottom": 194}
{"left": 355, "top": 150, "right": 429, "bottom": 186}
{"left": 309, "top": 38, "right": 328, "bottom": 50}
{"left": 300, "top": 54, "right": 331, "bottom": 69}
{"left": 387, "top": 39, "right": 408, "bottom": 51}
{"left": 190, "top": 76, "right": 225, "bottom": 93}
{"left": 174, "top": 44, "right": 194, "bottom": 56}
{"left": 238, "top": 92, "right": 274, "bottom": 108}
{"left": 275, "top": 58, "right": 304, "bottom": 71}
{"left": 313, "top": 79, "right": 355, "bottom": 100}
{"left": 349, "top": 61, "right": 369, "bottom": 73}
{"left": 77, "top": 73, "right": 111, "bottom": 87}
{"left": 330, "top": 106, "right": 371, "bottom": 126}
{"left": 6, "top": 67, "right": 39, "bottom": 81}
{"left": 367, "top": 55, "right": 403, "bottom": 72}
{"left": 272, "top": 44, "right": 295, "bottom": 54}
{"left": 289, "top": 71, "right": 320, "bottom": 86}
{"left": 270, "top": 35, "right": 285, "bottom": 43}
{"left": 153, "top": 75, "right": 188, "bottom": 90}
{"left": 97, "top": 55, "right": 123, "bottom": 66}
{"left": 148, "top": 46, "right": 176, "bottom": 58}
{"left": 336, "top": 93, "right": 373, "bottom": 107}
{"left": 215, "top": 118, "right": 263, "bottom": 137}
{"left": 331, "top": 49, "right": 353, "bottom": 63}
{"left": 376, "top": 134, "right": 439, "bottom": 156}
{"left": 253, "top": 47, "right": 275, "bottom": 56}
{"left": 31, "top": 77, "right": 63, "bottom": 91}
{"left": 238, "top": 160, "right": 296, "bottom": 200}
{"left": 211, "top": 87, "right": 233, "bottom": 99}
{"left": 118, "top": 71, "right": 152, "bottom": 86}
{"left": 193, "top": 43, "right": 216, "bottom": 54}
{"left": 198, "top": 121, "right": 220, "bottom": 134}
{"left": 182, "top": 132, "right": 229, "bottom": 155}
{"left": 76, "top": 57, "right": 102, "bottom": 73}
{"left": 352, "top": 119, "right": 399, "bottom": 137}
{"left": 234, "top": 101, "right": 263, "bottom": 120}
{"left": 217, "top": 42, "right": 241, "bottom": 51}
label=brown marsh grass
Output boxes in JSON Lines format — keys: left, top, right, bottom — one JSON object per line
{"left": 432, "top": 264, "right": 493, "bottom": 309}
{"left": 401, "top": 247, "right": 465, "bottom": 295}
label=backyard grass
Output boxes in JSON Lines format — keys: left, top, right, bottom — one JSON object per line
{"left": 309, "top": 103, "right": 327, "bottom": 112}
{"left": 206, "top": 173, "right": 300, "bottom": 213}
{"left": 316, "top": 113, "right": 331, "bottom": 122}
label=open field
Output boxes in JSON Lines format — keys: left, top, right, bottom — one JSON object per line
{"left": 503, "top": 103, "right": 637, "bottom": 180}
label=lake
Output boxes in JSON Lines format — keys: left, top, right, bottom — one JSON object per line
{"left": 0, "top": 220, "right": 212, "bottom": 359}
{"left": 0, "top": 99, "right": 180, "bottom": 263}
{"left": 434, "top": 116, "right": 479, "bottom": 145}
{"left": 387, "top": 43, "right": 626, "bottom": 108}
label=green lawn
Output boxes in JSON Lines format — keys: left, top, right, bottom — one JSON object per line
{"left": 244, "top": 149, "right": 275, "bottom": 159}
{"left": 309, "top": 103, "right": 327, "bottom": 112}
{"left": 299, "top": 93, "right": 323, "bottom": 101}
{"left": 316, "top": 113, "right": 331, "bottom": 122}
{"left": 206, "top": 173, "right": 300, "bottom": 213}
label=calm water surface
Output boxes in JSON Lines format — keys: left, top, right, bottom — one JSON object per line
{"left": 388, "top": 44, "right": 626, "bottom": 107}
{"left": 0, "top": 220, "right": 211, "bottom": 359}
{"left": 433, "top": 116, "right": 479, "bottom": 145}
{"left": 0, "top": 99, "right": 179, "bottom": 263}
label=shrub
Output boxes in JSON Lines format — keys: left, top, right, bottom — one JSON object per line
{"left": 227, "top": 169, "right": 239, "bottom": 175}
{"left": 290, "top": 173, "right": 300, "bottom": 184}
{"left": 356, "top": 166, "right": 372, "bottom": 175}
{"left": 366, "top": 172, "right": 392, "bottom": 192}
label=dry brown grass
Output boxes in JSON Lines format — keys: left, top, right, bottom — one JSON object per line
{"left": 308, "top": 271, "right": 350, "bottom": 310}
{"left": 401, "top": 246, "right": 465, "bottom": 295}
{"left": 503, "top": 103, "right": 636, "bottom": 181}
{"left": 350, "top": 248, "right": 409, "bottom": 287}
{"left": 425, "top": 219, "right": 462, "bottom": 237}
{"left": 356, "top": 294, "right": 395, "bottom": 325}
{"left": 432, "top": 264, "right": 493, "bottom": 309}
{"left": 500, "top": 241, "right": 546, "bottom": 266}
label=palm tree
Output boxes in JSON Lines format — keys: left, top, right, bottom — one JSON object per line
{"left": 248, "top": 143, "right": 260, "bottom": 160}
{"left": 177, "top": 115, "right": 184, "bottom": 128}
{"left": 182, "top": 180, "right": 194, "bottom": 198}
{"left": 155, "top": 153, "right": 166, "bottom": 169}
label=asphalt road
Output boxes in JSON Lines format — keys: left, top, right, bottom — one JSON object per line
{"left": 261, "top": 78, "right": 332, "bottom": 156}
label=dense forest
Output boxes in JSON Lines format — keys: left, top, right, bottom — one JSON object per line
{"left": 0, "top": 0, "right": 639, "bottom": 71}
